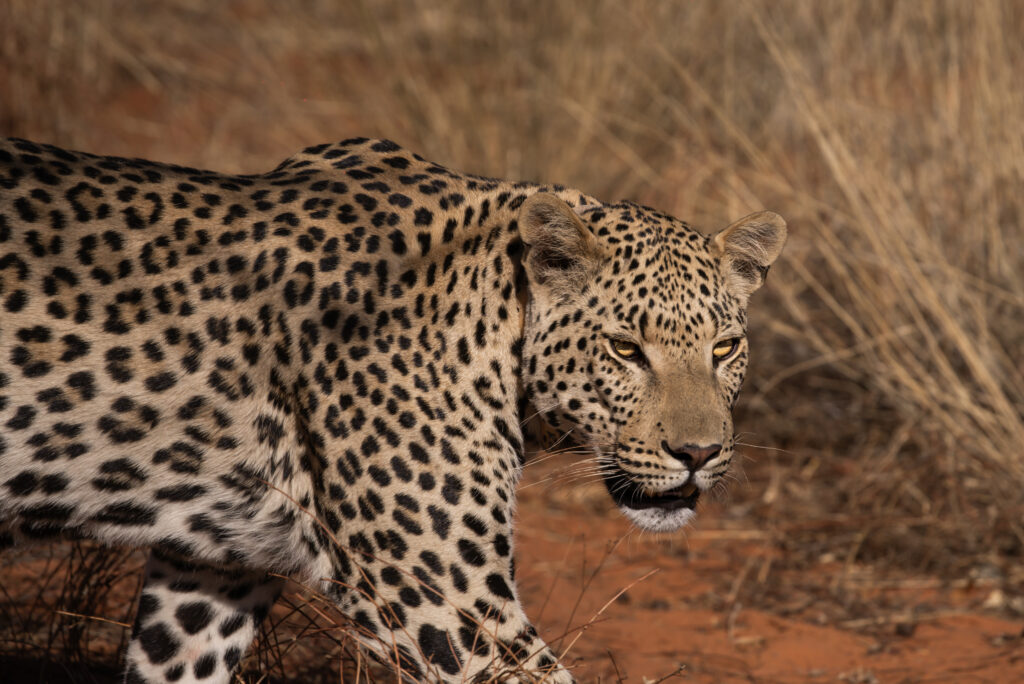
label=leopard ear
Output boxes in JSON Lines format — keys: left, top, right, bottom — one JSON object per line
{"left": 519, "top": 193, "right": 603, "bottom": 295}
{"left": 712, "top": 211, "right": 787, "bottom": 299}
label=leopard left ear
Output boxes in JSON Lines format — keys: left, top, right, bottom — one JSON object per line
{"left": 712, "top": 211, "right": 787, "bottom": 299}
{"left": 519, "top": 193, "right": 604, "bottom": 298}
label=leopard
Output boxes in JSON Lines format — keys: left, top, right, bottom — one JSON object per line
{"left": 0, "top": 136, "right": 785, "bottom": 683}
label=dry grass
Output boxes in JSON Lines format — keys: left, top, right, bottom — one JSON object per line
{"left": 1, "top": 0, "right": 1022, "bottom": 680}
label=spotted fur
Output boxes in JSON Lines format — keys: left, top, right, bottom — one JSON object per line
{"left": 0, "top": 137, "right": 785, "bottom": 682}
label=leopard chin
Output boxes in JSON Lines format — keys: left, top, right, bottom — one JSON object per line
{"left": 619, "top": 505, "right": 697, "bottom": 532}
{"left": 601, "top": 461, "right": 702, "bottom": 531}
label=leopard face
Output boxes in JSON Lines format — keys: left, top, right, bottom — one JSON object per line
{"left": 519, "top": 194, "right": 786, "bottom": 532}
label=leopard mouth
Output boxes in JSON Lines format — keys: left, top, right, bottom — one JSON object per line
{"left": 602, "top": 462, "right": 700, "bottom": 512}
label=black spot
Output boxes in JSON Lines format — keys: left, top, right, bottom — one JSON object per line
{"left": 368, "top": 465, "right": 391, "bottom": 486}
{"left": 417, "top": 551, "right": 442, "bottom": 576}
{"left": 226, "top": 584, "right": 252, "bottom": 601}
{"left": 418, "top": 624, "right": 462, "bottom": 675}
{"left": 219, "top": 612, "right": 248, "bottom": 638}
{"left": 462, "top": 513, "right": 487, "bottom": 536}
{"left": 40, "top": 474, "right": 69, "bottom": 493}
{"left": 379, "top": 601, "right": 406, "bottom": 629}
{"left": 450, "top": 564, "right": 469, "bottom": 593}
{"left": 414, "top": 207, "right": 434, "bottom": 226}
{"left": 21, "top": 501, "right": 75, "bottom": 523}
{"left": 390, "top": 455, "right": 412, "bottom": 482}
{"left": 441, "top": 473, "right": 463, "bottom": 504}
{"left": 399, "top": 586, "right": 422, "bottom": 608}
{"left": 5, "top": 471, "right": 38, "bottom": 496}
{"left": 92, "top": 457, "right": 148, "bottom": 492}
{"left": 6, "top": 405, "right": 37, "bottom": 430}
{"left": 393, "top": 509, "right": 423, "bottom": 535}
{"left": 493, "top": 533, "right": 511, "bottom": 557}
{"left": 155, "top": 484, "right": 207, "bottom": 502}
{"left": 353, "top": 609, "right": 378, "bottom": 635}
{"left": 223, "top": 646, "right": 242, "bottom": 672}
{"left": 139, "top": 622, "right": 180, "bottom": 664}
{"left": 486, "top": 573, "right": 515, "bottom": 600}
{"left": 193, "top": 652, "right": 217, "bottom": 679}
{"left": 427, "top": 505, "right": 451, "bottom": 539}
{"left": 136, "top": 592, "right": 160, "bottom": 627}
{"left": 457, "top": 337, "right": 471, "bottom": 364}
{"left": 458, "top": 538, "right": 486, "bottom": 567}
{"left": 67, "top": 371, "right": 98, "bottom": 400}
{"left": 97, "top": 415, "right": 146, "bottom": 443}
{"left": 380, "top": 566, "right": 402, "bottom": 586}
{"left": 388, "top": 193, "right": 412, "bottom": 208}
{"left": 125, "top": 665, "right": 146, "bottom": 684}
{"left": 144, "top": 371, "right": 177, "bottom": 392}
{"left": 409, "top": 442, "right": 429, "bottom": 464}
{"left": 92, "top": 501, "right": 157, "bottom": 526}
{"left": 175, "top": 601, "right": 214, "bottom": 634}
{"left": 5, "top": 290, "right": 28, "bottom": 313}
{"left": 388, "top": 230, "right": 407, "bottom": 255}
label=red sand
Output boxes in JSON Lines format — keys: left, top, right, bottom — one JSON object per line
{"left": 1, "top": 458, "right": 1020, "bottom": 683}
{"left": 513, "top": 461, "right": 1024, "bottom": 683}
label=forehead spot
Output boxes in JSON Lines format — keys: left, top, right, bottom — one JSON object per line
{"left": 586, "top": 206, "right": 743, "bottom": 349}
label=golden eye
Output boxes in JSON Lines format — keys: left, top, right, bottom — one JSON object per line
{"left": 712, "top": 338, "right": 741, "bottom": 362}
{"left": 611, "top": 339, "right": 642, "bottom": 361}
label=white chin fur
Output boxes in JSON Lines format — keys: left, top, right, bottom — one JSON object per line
{"left": 619, "top": 505, "right": 696, "bottom": 532}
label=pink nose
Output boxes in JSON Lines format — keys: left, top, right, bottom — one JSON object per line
{"left": 661, "top": 441, "right": 721, "bottom": 470}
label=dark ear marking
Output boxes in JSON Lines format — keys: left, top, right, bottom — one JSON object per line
{"left": 712, "top": 211, "right": 786, "bottom": 299}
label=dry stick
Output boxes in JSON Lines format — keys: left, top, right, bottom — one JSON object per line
{"left": 487, "top": 553, "right": 663, "bottom": 684}
{"left": 725, "top": 555, "right": 758, "bottom": 608}
{"left": 535, "top": 534, "right": 575, "bottom": 625}
{"left": 255, "top": 601, "right": 287, "bottom": 681}
{"left": 296, "top": 577, "right": 414, "bottom": 681}
{"left": 261, "top": 591, "right": 322, "bottom": 665}
{"left": 751, "top": 323, "right": 916, "bottom": 402}
{"left": 267, "top": 587, "right": 359, "bottom": 655}
{"left": 556, "top": 568, "right": 660, "bottom": 664}
{"left": 606, "top": 649, "right": 624, "bottom": 683}
{"left": 559, "top": 533, "right": 625, "bottom": 643}
{"left": 53, "top": 610, "right": 131, "bottom": 629}
{"left": 646, "top": 665, "right": 688, "bottom": 684}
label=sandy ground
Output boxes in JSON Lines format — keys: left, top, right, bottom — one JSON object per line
{"left": 512, "top": 456, "right": 1024, "bottom": 683}
{"left": 1, "top": 453, "right": 1021, "bottom": 683}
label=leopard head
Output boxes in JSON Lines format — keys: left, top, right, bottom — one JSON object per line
{"left": 519, "top": 193, "right": 786, "bottom": 531}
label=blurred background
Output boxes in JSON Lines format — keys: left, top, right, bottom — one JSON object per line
{"left": 2, "top": 1, "right": 1022, "bottom": 681}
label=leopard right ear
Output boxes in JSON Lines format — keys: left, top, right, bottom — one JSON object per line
{"left": 712, "top": 211, "right": 787, "bottom": 300}
{"left": 518, "top": 193, "right": 603, "bottom": 296}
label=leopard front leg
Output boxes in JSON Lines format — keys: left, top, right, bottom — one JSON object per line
{"left": 464, "top": 616, "right": 575, "bottom": 683}
{"left": 326, "top": 522, "right": 573, "bottom": 682}
{"left": 123, "top": 551, "right": 283, "bottom": 684}
{"left": 421, "top": 584, "right": 573, "bottom": 683}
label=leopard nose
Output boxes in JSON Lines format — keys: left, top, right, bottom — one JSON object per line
{"left": 661, "top": 441, "right": 721, "bottom": 470}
